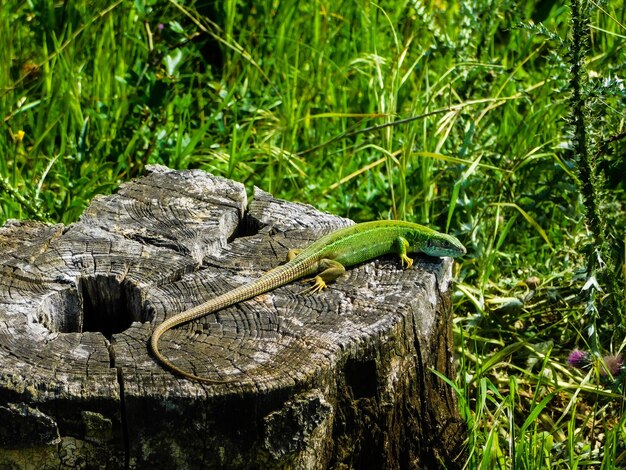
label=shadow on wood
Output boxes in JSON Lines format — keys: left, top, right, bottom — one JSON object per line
{"left": 0, "top": 165, "right": 466, "bottom": 469}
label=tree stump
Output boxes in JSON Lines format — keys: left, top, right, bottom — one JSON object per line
{"left": 0, "top": 165, "right": 466, "bottom": 469}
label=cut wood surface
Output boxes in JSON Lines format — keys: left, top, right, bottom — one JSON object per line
{"left": 0, "top": 165, "right": 465, "bottom": 469}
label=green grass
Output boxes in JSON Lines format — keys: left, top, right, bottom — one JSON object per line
{"left": 2, "top": 0, "right": 626, "bottom": 467}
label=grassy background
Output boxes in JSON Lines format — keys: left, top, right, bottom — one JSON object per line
{"left": 2, "top": 0, "right": 625, "bottom": 467}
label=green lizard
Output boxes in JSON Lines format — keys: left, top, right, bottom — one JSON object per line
{"left": 150, "top": 220, "right": 466, "bottom": 383}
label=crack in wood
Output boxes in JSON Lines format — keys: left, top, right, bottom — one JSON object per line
{"left": 0, "top": 167, "right": 465, "bottom": 468}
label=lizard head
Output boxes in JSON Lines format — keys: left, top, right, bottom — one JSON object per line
{"left": 419, "top": 232, "right": 466, "bottom": 258}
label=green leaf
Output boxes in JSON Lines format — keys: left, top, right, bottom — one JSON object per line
{"left": 164, "top": 49, "right": 184, "bottom": 76}
{"left": 492, "top": 202, "right": 553, "bottom": 248}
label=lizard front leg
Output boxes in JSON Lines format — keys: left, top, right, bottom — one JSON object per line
{"left": 394, "top": 236, "right": 414, "bottom": 269}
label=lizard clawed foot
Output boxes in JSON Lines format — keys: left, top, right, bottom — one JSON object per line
{"left": 400, "top": 253, "right": 414, "bottom": 269}
{"left": 299, "top": 275, "right": 328, "bottom": 294}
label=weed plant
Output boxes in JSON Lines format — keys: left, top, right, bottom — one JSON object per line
{"left": 1, "top": 0, "right": 625, "bottom": 467}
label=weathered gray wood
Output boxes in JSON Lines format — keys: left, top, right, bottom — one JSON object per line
{"left": 0, "top": 165, "right": 465, "bottom": 469}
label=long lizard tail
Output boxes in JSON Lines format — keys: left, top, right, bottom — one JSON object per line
{"left": 150, "top": 259, "right": 315, "bottom": 383}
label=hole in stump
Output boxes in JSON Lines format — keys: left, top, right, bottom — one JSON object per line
{"left": 35, "top": 275, "right": 145, "bottom": 339}
{"left": 79, "top": 275, "right": 143, "bottom": 339}
{"left": 344, "top": 358, "right": 378, "bottom": 399}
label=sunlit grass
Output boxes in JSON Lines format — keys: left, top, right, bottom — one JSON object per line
{"left": 1, "top": 0, "right": 625, "bottom": 467}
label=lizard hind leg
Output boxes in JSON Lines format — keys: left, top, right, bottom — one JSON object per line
{"left": 264, "top": 249, "right": 304, "bottom": 276}
{"left": 301, "top": 259, "right": 346, "bottom": 294}
{"left": 287, "top": 248, "right": 302, "bottom": 261}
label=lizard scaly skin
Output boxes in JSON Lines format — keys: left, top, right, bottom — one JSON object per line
{"left": 150, "top": 220, "right": 466, "bottom": 383}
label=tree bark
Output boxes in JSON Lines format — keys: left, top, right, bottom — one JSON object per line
{"left": 0, "top": 165, "right": 466, "bottom": 469}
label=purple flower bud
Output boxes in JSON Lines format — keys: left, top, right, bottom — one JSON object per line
{"left": 158, "top": 23, "right": 165, "bottom": 32}
{"left": 567, "top": 349, "right": 590, "bottom": 369}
